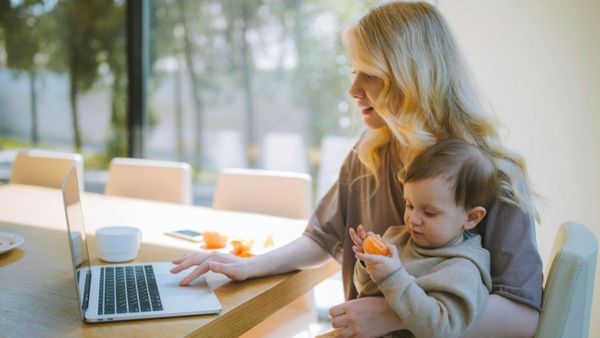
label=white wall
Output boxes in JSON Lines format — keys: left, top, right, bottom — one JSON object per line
{"left": 438, "top": 0, "right": 600, "bottom": 335}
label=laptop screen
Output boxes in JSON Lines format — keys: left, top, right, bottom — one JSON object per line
{"left": 61, "top": 165, "right": 92, "bottom": 319}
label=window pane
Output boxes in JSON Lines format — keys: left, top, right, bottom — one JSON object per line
{"left": 147, "top": 0, "right": 376, "bottom": 205}
{"left": 0, "top": 0, "right": 126, "bottom": 191}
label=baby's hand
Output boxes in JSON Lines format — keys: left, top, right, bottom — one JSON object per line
{"left": 354, "top": 242, "right": 402, "bottom": 283}
{"left": 349, "top": 224, "right": 368, "bottom": 253}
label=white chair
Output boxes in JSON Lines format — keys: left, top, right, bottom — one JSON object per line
{"left": 9, "top": 149, "right": 85, "bottom": 190}
{"left": 104, "top": 157, "right": 192, "bottom": 204}
{"left": 316, "top": 135, "right": 356, "bottom": 200}
{"left": 212, "top": 168, "right": 312, "bottom": 219}
{"left": 261, "top": 132, "right": 309, "bottom": 174}
{"left": 212, "top": 168, "right": 316, "bottom": 338}
{"left": 534, "top": 222, "right": 597, "bottom": 338}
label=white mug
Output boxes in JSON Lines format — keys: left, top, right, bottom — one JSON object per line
{"left": 96, "top": 226, "right": 142, "bottom": 262}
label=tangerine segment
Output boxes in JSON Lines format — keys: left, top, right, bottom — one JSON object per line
{"left": 363, "top": 234, "right": 390, "bottom": 256}
{"left": 264, "top": 234, "right": 274, "bottom": 248}
{"left": 237, "top": 250, "right": 255, "bottom": 257}
{"left": 203, "top": 231, "right": 228, "bottom": 249}
{"left": 231, "top": 239, "right": 254, "bottom": 256}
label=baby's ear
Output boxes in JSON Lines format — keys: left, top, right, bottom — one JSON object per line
{"left": 464, "top": 206, "right": 487, "bottom": 230}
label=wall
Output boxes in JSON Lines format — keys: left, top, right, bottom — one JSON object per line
{"left": 439, "top": 0, "right": 600, "bottom": 335}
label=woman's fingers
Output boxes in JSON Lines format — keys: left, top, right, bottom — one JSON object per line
{"left": 330, "top": 313, "right": 350, "bottom": 328}
{"left": 170, "top": 252, "right": 208, "bottom": 273}
{"left": 171, "top": 251, "right": 196, "bottom": 264}
{"left": 178, "top": 260, "right": 211, "bottom": 285}
{"left": 329, "top": 302, "right": 347, "bottom": 318}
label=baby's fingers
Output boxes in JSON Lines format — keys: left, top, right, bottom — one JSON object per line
{"left": 355, "top": 251, "right": 385, "bottom": 264}
{"left": 357, "top": 224, "right": 368, "bottom": 240}
{"left": 349, "top": 227, "right": 364, "bottom": 247}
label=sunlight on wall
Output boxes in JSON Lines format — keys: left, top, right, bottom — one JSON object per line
{"left": 439, "top": 0, "right": 600, "bottom": 334}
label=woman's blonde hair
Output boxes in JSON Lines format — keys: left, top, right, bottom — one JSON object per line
{"left": 344, "top": 1, "right": 538, "bottom": 220}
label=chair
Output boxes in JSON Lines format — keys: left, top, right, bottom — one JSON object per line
{"left": 9, "top": 149, "right": 85, "bottom": 190}
{"left": 212, "top": 168, "right": 312, "bottom": 219}
{"left": 212, "top": 168, "right": 316, "bottom": 338}
{"left": 534, "top": 222, "right": 598, "bottom": 338}
{"left": 104, "top": 157, "right": 192, "bottom": 204}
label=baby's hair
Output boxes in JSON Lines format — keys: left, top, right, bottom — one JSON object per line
{"left": 403, "top": 139, "right": 498, "bottom": 209}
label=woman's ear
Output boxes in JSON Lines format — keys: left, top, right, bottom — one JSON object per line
{"left": 463, "top": 206, "right": 487, "bottom": 231}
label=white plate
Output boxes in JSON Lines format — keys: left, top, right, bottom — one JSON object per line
{"left": 0, "top": 231, "right": 25, "bottom": 254}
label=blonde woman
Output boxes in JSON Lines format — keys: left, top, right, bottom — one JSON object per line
{"left": 171, "top": 2, "right": 542, "bottom": 337}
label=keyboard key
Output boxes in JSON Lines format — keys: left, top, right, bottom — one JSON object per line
{"left": 98, "top": 268, "right": 104, "bottom": 315}
{"left": 97, "top": 264, "right": 163, "bottom": 315}
{"left": 125, "top": 266, "right": 139, "bottom": 313}
{"left": 135, "top": 266, "right": 152, "bottom": 312}
{"left": 144, "top": 265, "right": 163, "bottom": 311}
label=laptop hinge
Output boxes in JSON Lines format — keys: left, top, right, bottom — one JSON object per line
{"left": 82, "top": 271, "right": 92, "bottom": 311}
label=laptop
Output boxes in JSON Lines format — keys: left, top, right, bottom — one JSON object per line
{"left": 61, "top": 165, "right": 221, "bottom": 322}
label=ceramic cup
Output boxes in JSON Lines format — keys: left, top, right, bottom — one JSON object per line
{"left": 96, "top": 226, "right": 142, "bottom": 262}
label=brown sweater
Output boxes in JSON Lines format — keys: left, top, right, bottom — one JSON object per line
{"left": 303, "top": 142, "right": 543, "bottom": 310}
{"left": 354, "top": 226, "right": 492, "bottom": 338}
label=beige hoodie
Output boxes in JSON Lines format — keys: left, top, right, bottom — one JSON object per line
{"left": 354, "top": 225, "right": 492, "bottom": 338}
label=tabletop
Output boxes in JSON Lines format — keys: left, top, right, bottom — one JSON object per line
{"left": 0, "top": 184, "right": 339, "bottom": 338}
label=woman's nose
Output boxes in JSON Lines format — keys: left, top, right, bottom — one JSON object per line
{"left": 348, "top": 78, "right": 364, "bottom": 99}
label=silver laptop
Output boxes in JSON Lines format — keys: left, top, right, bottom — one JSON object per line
{"left": 61, "top": 165, "right": 221, "bottom": 322}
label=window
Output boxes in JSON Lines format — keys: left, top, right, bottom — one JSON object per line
{"left": 0, "top": 0, "right": 376, "bottom": 204}
{"left": 0, "top": 0, "right": 127, "bottom": 191}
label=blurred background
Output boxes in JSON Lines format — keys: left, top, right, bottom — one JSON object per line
{"left": 1, "top": 0, "right": 599, "bottom": 335}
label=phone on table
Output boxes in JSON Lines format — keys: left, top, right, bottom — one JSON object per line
{"left": 165, "top": 229, "right": 203, "bottom": 242}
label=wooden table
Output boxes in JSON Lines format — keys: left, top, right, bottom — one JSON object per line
{"left": 0, "top": 184, "right": 339, "bottom": 338}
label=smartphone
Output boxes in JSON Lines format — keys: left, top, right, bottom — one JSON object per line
{"left": 165, "top": 229, "right": 203, "bottom": 242}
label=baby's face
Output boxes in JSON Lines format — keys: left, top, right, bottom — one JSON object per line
{"left": 403, "top": 177, "right": 469, "bottom": 248}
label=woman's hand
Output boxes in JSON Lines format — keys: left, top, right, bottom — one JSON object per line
{"left": 329, "top": 297, "right": 404, "bottom": 338}
{"left": 349, "top": 224, "right": 368, "bottom": 252}
{"left": 170, "top": 251, "right": 251, "bottom": 285}
{"left": 354, "top": 241, "right": 401, "bottom": 283}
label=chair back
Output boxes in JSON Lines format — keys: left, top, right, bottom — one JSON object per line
{"left": 105, "top": 157, "right": 192, "bottom": 204}
{"left": 10, "top": 149, "right": 84, "bottom": 190}
{"left": 212, "top": 168, "right": 312, "bottom": 219}
{"left": 534, "top": 222, "right": 598, "bottom": 338}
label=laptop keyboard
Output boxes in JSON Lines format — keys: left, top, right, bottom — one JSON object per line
{"left": 98, "top": 265, "right": 163, "bottom": 315}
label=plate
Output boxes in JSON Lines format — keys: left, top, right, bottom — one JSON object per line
{"left": 0, "top": 231, "right": 25, "bottom": 254}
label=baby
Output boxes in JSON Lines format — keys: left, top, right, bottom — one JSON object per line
{"left": 350, "top": 139, "right": 496, "bottom": 338}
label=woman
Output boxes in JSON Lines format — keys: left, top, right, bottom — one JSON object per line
{"left": 171, "top": 2, "right": 542, "bottom": 337}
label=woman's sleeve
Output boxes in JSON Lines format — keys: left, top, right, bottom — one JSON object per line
{"left": 302, "top": 150, "right": 356, "bottom": 262}
{"left": 480, "top": 201, "right": 543, "bottom": 310}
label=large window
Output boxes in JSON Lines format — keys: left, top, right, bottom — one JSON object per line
{"left": 0, "top": 0, "right": 376, "bottom": 204}
{"left": 0, "top": 0, "right": 127, "bottom": 191}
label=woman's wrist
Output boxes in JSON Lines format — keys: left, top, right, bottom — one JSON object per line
{"left": 246, "top": 236, "right": 330, "bottom": 278}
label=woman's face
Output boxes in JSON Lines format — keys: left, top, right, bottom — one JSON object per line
{"left": 348, "top": 70, "right": 387, "bottom": 129}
